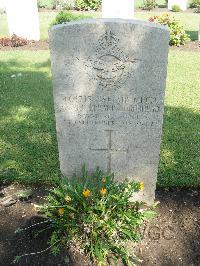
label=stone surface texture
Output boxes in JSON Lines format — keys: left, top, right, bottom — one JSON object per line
{"left": 49, "top": 19, "right": 169, "bottom": 204}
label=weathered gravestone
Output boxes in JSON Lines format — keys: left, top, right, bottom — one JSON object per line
{"left": 49, "top": 19, "right": 169, "bottom": 204}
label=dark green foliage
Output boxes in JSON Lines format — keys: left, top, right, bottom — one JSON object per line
{"left": 51, "top": 11, "right": 92, "bottom": 26}
{"left": 141, "top": 0, "right": 157, "bottom": 10}
{"left": 75, "top": 0, "right": 101, "bottom": 10}
{"left": 194, "top": 5, "right": 200, "bottom": 12}
{"left": 42, "top": 167, "right": 155, "bottom": 265}
{"left": 190, "top": 0, "right": 200, "bottom": 12}
{"left": 190, "top": 0, "right": 200, "bottom": 8}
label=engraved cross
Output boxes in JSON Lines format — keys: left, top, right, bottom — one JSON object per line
{"left": 90, "top": 130, "right": 128, "bottom": 172}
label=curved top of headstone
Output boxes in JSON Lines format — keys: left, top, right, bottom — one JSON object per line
{"left": 49, "top": 18, "right": 169, "bottom": 33}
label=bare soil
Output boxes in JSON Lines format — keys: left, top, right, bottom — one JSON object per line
{"left": 135, "top": 7, "right": 197, "bottom": 13}
{"left": 0, "top": 40, "right": 199, "bottom": 52}
{"left": 170, "top": 41, "right": 200, "bottom": 52}
{"left": 0, "top": 40, "right": 49, "bottom": 51}
{"left": 0, "top": 184, "right": 199, "bottom": 266}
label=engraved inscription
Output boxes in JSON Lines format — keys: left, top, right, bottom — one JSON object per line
{"left": 63, "top": 32, "right": 140, "bottom": 90}
{"left": 56, "top": 94, "right": 162, "bottom": 128}
{"left": 93, "top": 55, "right": 125, "bottom": 84}
{"left": 86, "top": 31, "right": 139, "bottom": 89}
{"left": 90, "top": 130, "right": 128, "bottom": 172}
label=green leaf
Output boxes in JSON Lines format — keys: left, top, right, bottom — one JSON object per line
{"left": 13, "top": 256, "right": 21, "bottom": 263}
{"left": 65, "top": 205, "right": 76, "bottom": 212}
{"left": 142, "top": 210, "right": 156, "bottom": 219}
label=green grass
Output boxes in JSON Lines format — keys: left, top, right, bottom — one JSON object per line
{"left": 0, "top": 10, "right": 199, "bottom": 40}
{"left": 0, "top": 50, "right": 200, "bottom": 187}
{"left": 0, "top": 51, "right": 60, "bottom": 184}
{"left": 158, "top": 51, "right": 200, "bottom": 187}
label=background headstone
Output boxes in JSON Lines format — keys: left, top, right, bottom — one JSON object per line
{"left": 5, "top": 0, "right": 40, "bottom": 40}
{"left": 102, "top": 0, "right": 134, "bottom": 19}
{"left": 49, "top": 19, "right": 169, "bottom": 204}
{"left": 0, "top": 0, "right": 5, "bottom": 13}
{"left": 168, "top": 0, "right": 187, "bottom": 11}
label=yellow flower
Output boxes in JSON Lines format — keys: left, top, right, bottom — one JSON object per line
{"left": 100, "top": 188, "right": 107, "bottom": 196}
{"left": 82, "top": 188, "right": 91, "bottom": 197}
{"left": 139, "top": 182, "right": 144, "bottom": 191}
{"left": 65, "top": 195, "right": 72, "bottom": 202}
{"left": 102, "top": 177, "right": 106, "bottom": 183}
{"left": 58, "top": 208, "right": 64, "bottom": 215}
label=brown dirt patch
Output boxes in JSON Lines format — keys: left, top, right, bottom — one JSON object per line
{"left": 0, "top": 184, "right": 199, "bottom": 266}
{"left": 135, "top": 7, "right": 196, "bottom": 13}
{"left": 1, "top": 40, "right": 199, "bottom": 52}
{"left": 170, "top": 41, "right": 200, "bottom": 52}
{"left": 0, "top": 40, "right": 49, "bottom": 51}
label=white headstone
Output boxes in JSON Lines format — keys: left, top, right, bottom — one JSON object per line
{"left": 5, "top": 0, "right": 40, "bottom": 40}
{"left": 168, "top": 0, "right": 187, "bottom": 11}
{"left": 102, "top": 0, "right": 134, "bottom": 19}
{"left": 0, "top": 0, "right": 5, "bottom": 10}
{"left": 49, "top": 19, "right": 169, "bottom": 204}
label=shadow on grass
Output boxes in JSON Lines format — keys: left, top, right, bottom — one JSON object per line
{"left": 158, "top": 105, "right": 200, "bottom": 187}
{"left": 0, "top": 58, "right": 199, "bottom": 187}
{"left": 0, "top": 59, "right": 60, "bottom": 184}
{"left": 186, "top": 30, "right": 198, "bottom": 41}
{"left": 157, "top": 4, "right": 167, "bottom": 8}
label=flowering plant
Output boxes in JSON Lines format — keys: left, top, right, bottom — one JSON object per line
{"left": 42, "top": 167, "right": 156, "bottom": 265}
{"left": 149, "top": 14, "right": 190, "bottom": 46}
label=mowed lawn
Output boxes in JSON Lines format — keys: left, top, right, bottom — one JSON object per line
{"left": 0, "top": 10, "right": 199, "bottom": 40}
{"left": 0, "top": 50, "right": 200, "bottom": 187}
